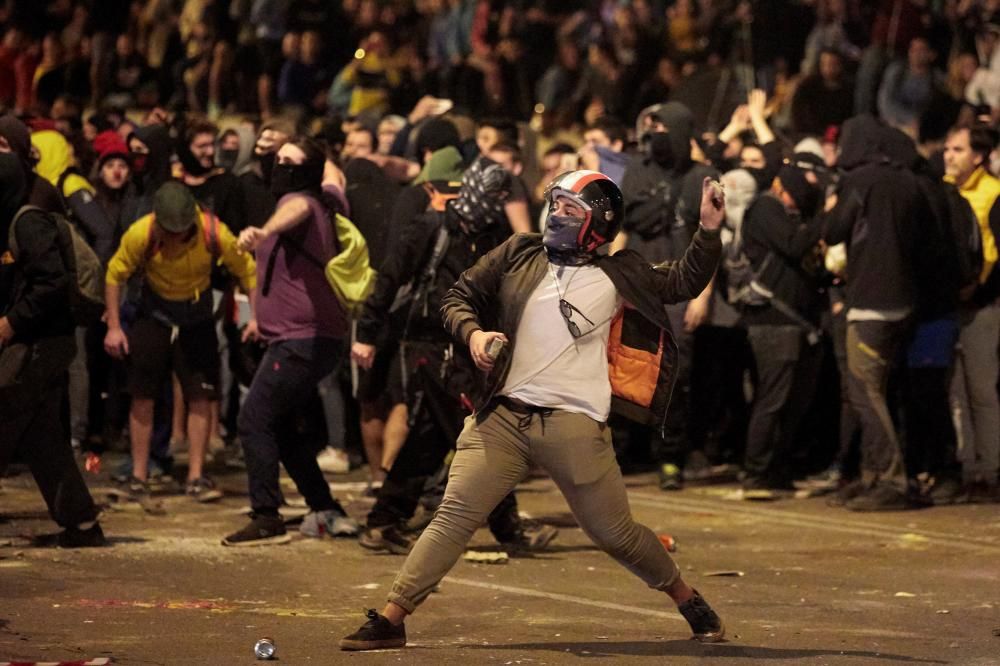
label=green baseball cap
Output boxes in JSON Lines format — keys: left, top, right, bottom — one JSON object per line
{"left": 153, "top": 181, "right": 198, "bottom": 233}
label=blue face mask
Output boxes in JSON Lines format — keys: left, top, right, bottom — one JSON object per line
{"left": 543, "top": 213, "right": 583, "bottom": 252}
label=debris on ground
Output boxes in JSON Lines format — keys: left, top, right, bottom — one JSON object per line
{"left": 463, "top": 551, "right": 508, "bottom": 564}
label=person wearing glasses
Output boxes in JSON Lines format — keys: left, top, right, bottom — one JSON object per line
{"left": 340, "top": 170, "right": 726, "bottom": 651}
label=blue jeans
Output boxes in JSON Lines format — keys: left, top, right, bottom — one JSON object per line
{"left": 238, "top": 337, "right": 345, "bottom": 516}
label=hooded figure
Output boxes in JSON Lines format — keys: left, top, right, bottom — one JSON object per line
{"left": 621, "top": 101, "right": 719, "bottom": 265}
{"left": 619, "top": 100, "right": 720, "bottom": 491}
{"left": 821, "top": 114, "right": 928, "bottom": 508}
{"left": 0, "top": 115, "right": 65, "bottom": 215}
{"left": 0, "top": 150, "right": 104, "bottom": 547}
{"left": 31, "top": 129, "right": 115, "bottom": 262}
{"left": 219, "top": 126, "right": 257, "bottom": 176}
{"left": 128, "top": 124, "right": 173, "bottom": 197}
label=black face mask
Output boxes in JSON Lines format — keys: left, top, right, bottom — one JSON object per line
{"left": 217, "top": 148, "right": 239, "bottom": 172}
{"left": 744, "top": 166, "right": 772, "bottom": 192}
{"left": 647, "top": 132, "right": 675, "bottom": 168}
{"left": 178, "top": 142, "right": 213, "bottom": 177}
{"left": 258, "top": 152, "right": 276, "bottom": 185}
{"left": 270, "top": 161, "right": 324, "bottom": 199}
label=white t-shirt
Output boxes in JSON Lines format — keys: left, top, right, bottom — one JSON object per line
{"left": 500, "top": 262, "right": 622, "bottom": 421}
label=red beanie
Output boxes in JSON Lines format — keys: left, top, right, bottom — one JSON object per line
{"left": 93, "top": 130, "right": 129, "bottom": 167}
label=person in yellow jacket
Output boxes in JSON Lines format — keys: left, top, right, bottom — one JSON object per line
{"left": 104, "top": 181, "right": 258, "bottom": 506}
{"left": 31, "top": 129, "right": 116, "bottom": 261}
{"left": 944, "top": 124, "right": 1000, "bottom": 502}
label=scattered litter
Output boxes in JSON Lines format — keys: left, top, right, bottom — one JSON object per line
{"left": 894, "top": 592, "right": 916, "bottom": 598}
{"left": 254, "top": 637, "right": 276, "bottom": 660}
{"left": 899, "top": 533, "right": 929, "bottom": 543}
{"left": 587, "top": 567, "right": 595, "bottom": 571}
{"left": 936, "top": 610, "right": 950, "bottom": 614}
{"left": 595, "top": 636, "right": 608, "bottom": 640}
{"left": 0, "top": 539, "right": 12, "bottom": 547}
{"left": 704, "top": 570, "right": 744, "bottom": 577}
{"left": 992, "top": 628, "right": 1000, "bottom": 637}
{"left": 84, "top": 453, "right": 101, "bottom": 474}
{"left": 463, "top": 551, "right": 508, "bottom": 564}
{"left": 948, "top": 642, "right": 959, "bottom": 648}
{"left": 353, "top": 583, "right": 380, "bottom": 590}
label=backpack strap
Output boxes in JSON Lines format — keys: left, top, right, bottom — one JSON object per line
{"left": 201, "top": 210, "right": 221, "bottom": 258}
{"left": 7, "top": 205, "right": 48, "bottom": 257}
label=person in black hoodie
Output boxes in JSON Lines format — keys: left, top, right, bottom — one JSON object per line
{"left": 127, "top": 122, "right": 173, "bottom": 210}
{"left": 739, "top": 162, "right": 826, "bottom": 497}
{"left": 0, "top": 114, "right": 66, "bottom": 215}
{"left": 175, "top": 118, "right": 248, "bottom": 233}
{"left": 822, "top": 115, "right": 924, "bottom": 511}
{"left": 0, "top": 153, "right": 105, "bottom": 547}
{"left": 616, "top": 101, "right": 719, "bottom": 490}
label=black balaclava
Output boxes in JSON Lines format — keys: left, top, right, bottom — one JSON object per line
{"left": 271, "top": 158, "right": 325, "bottom": 199}
{"left": 130, "top": 124, "right": 172, "bottom": 193}
{"left": 543, "top": 213, "right": 593, "bottom": 266}
{"left": 0, "top": 153, "right": 27, "bottom": 249}
{"left": 217, "top": 148, "right": 239, "bottom": 172}
{"left": 645, "top": 102, "right": 694, "bottom": 172}
{"left": 257, "top": 151, "right": 277, "bottom": 185}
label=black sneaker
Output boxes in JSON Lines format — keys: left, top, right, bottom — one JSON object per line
{"left": 358, "top": 525, "right": 414, "bottom": 555}
{"left": 222, "top": 514, "right": 292, "bottom": 547}
{"left": 500, "top": 522, "right": 559, "bottom": 555}
{"left": 845, "top": 482, "right": 917, "bottom": 512}
{"left": 929, "top": 476, "right": 967, "bottom": 506}
{"left": 58, "top": 522, "right": 107, "bottom": 548}
{"left": 826, "top": 478, "right": 868, "bottom": 507}
{"left": 339, "top": 609, "right": 406, "bottom": 651}
{"left": 678, "top": 590, "right": 725, "bottom": 643}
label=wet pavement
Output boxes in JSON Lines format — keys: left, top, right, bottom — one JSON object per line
{"left": 1, "top": 455, "right": 999, "bottom": 665}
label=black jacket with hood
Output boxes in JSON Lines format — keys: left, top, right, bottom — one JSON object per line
{"left": 0, "top": 154, "right": 74, "bottom": 345}
{"left": 823, "top": 115, "right": 922, "bottom": 314}
{"left": 621, "top": 102, "right": 718, "bottom": 264}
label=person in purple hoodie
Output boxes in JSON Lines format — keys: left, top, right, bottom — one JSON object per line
{"left": 223, "top": 136, "right": 359, "bottom": 547}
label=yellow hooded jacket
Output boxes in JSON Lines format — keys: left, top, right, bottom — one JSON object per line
{"left": 31, "top": 129, "right": 94, "bottom": 200}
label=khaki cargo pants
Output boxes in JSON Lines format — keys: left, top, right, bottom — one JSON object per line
{"left": 387, "top": 402, "right": 680, "bottom": 613}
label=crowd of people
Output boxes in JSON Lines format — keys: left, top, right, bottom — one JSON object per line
{"left": 0, "top": 0, "right": 999, "bottom": 553}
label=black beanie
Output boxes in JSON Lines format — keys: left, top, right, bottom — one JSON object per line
{"left": 777, "top": 164, "right": 820, "bottom": 217}
{"left": 415, "top": 118, "right": 460, "bottom": 156}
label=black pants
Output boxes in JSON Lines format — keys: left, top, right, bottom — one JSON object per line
{"left": 237, "top": 337, "right": 345, "bottom": 517}
{"left": 0, "top": 336, "right": 99, "bottom": 528}
{"left": 744, "top": 325, "right": 823, "bottom": 488}
{"left": 367, "top": 342, "right": 521, "bottom": 542}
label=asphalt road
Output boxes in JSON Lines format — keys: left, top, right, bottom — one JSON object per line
{"left": 2, "top": 456, "right": 999, "bottom": 665}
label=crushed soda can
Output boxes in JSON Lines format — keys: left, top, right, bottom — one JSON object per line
{"left": 254, "top": 637, "right": 276, "bottom": 660}
{"left": 658, "top": 534, "right": 677, "bottom": 552}
{"left": 84, "top": 453, "right": 101, "bottom": 475}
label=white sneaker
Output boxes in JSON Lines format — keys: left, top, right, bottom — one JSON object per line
{"left": 317, "top": 447, "right": 351, "bottom": 474}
